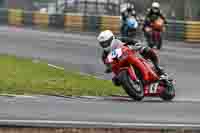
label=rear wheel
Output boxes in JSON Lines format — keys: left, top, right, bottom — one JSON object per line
{"left": 119, "top": 70, "right": 144, "bottom": 101}
{"left": 157, "top": 34, "right": 163, "bottom": 50}
{"left": 152, "top": 31, "right": 162, "bottom": 50}
{"left": 160, "top": 80, "right": 175, "bottom": 101}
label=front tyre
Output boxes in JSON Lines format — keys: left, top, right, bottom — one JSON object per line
{"left": 160, "top": 80, "right": 175, "bottom": 101}
{"left": 119, "top": 70, "right": 144, "bottom": 101}
{"left": 157, "top": 33, "right": 163, "bottom": 50}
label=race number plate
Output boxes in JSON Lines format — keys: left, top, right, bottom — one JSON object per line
{"left": 149, "top": 82, "right": 159, "bottom": 94}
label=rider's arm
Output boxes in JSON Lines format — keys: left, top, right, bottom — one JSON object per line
{"left": 118, "top": 37, "right": 138, "bottom": 46}
{"left": 159, "top": 10, "right": 167, "bottom": 24}
{"left": 101, "top": 50, "right": 112, "bottom": 73}
{"left": 143, "top": 11, "right": 152, "bottom": 28}
{"left": 123, "top": 39, "right": 145, "bottom": 52}
{"left": 121, "top": 13, "right": 126, "bottom": 21}
{"left": 145, "top": 9, "right": 152, "bottom": 22}
{"left": 101, "top": 50, "right": 109, "bottom": 64}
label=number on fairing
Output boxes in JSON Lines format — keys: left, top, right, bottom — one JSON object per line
{"left": 107, "top": 48, "right": 123, "bottom": 63}
{"left": 111, "top": 48, "right": 122, "bottom": 58}
{"left": 111, "top": 50, "right": 117, "bottom": 58}
{"left": 149, "top": 82, "right": 159, "bottom": 93}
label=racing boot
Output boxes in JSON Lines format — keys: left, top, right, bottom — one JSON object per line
{"left": 104, "top": 64, "right": 112, "bottom": 74}
{"left": 155, "top": 65, "right": 168, "bottom": 80}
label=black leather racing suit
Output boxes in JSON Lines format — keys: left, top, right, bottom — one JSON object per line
{"left": 143, "top": 8, "right": 167, "bottom": 48}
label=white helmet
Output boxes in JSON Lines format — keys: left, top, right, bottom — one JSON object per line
{"left": 152, "top": 2, "right": 160, "bottom": 8}
{"left": 97, "top": 30, "right": 114, "bottom": 52}
{"left": 120, "top": 3, "right": 134, "bottom": 13}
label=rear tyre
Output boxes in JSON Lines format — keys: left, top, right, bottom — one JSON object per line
{"left": 160, "top": 80, "right": 175, "bottom": 101}
{"left": 119, "top": 70, "right": 144, "bottom": 101}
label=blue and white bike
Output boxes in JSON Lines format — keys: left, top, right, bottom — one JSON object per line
{"left": 122, "top": 16, "right": 139, "bottom": 39}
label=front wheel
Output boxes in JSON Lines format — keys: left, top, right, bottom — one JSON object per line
{"left": 160, "top": 80, "right": 175, "bottom": 101}
{"left": 152, "top": 31, "right": 162, "bottom": 50}
{"left": 119, "top": 70, "right": 144, "bottom": 101}
{"left": 157, "top": 34, "right": 163, "bottom": 50}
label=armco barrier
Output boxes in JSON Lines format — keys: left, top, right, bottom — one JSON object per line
{"left": 185, "top": 21, "right": 200, "bottom": 42}
{"left": 100, "top": 15, "right": 120, "bottom": 34}
{"left": 8, "top": 9, "right": 23, "bottom": 26}
{"left": 64, "top": 14, "right": 84, "bottom": 32}
{"left": 33, "top": 11, "right": 49, "bottom": 29}
{"left": 0, "top": 127, "right": 198, "bottom": 133}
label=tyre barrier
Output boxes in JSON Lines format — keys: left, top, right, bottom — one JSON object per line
{"left": 23, "top": 11, "right": 33, "bottom": 27}
{"left": 84, "top": 15, "right": 100, "bottom": 32}
{"left": 100, "top": 15, "right": 120, "bottom": 34}
{"left": 64, "top": 14, "right": 84, "bottom": 32}
{"left": 33, "top": 11, "right": 49, "bottom": 29}
{"left": 0, "top": 8, "right": 8, "bottom": 25}
{"left": 49, "top": 14, "right": 65, "bottom": 29}
{"left": 8, "top": 9, "right": 23, "bottom": 26}
{"left": 185, "top": 21, "right": 200, "bottom": 42}
{"left": 165, "top": 20, "right": 185, "bottom": 41}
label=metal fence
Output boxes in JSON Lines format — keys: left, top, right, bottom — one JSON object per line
{"left": 61, "top": 0, "right": 184, "bottom": 19}
{"left": 3, "top": 0, "right": 200, "bottom": 20}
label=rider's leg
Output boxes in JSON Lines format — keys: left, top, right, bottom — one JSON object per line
{"left": 121, "top": 21, "right": 127, "bottom": 37}
{"left": 157, "top": 32, "right": 163, "bottom": 50}
{"left": 141, "top": 47, "right": 167, "bottom": 76}
{"left": 101, "top": 51, "right": 112, "bottom": 73}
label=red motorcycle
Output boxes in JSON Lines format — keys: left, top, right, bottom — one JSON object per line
{"left": 105, "top": 45, "right": 175, "bottom": 101}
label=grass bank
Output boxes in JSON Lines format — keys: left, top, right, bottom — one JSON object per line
{"left": 0, "top": 54, "right": 126, "bottom": 96}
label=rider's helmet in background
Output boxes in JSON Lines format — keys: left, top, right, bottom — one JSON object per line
{"left": 120, "top": 3, "right": 134, "bottom": 13}
{"left": 151, "top": 2, "right": 160, "bottom": 13}
{"left": 127, "top": 17, "right": 138, "bottom": 29}
{"left": 127, "top": 3, "right": 134, "bottom": 12}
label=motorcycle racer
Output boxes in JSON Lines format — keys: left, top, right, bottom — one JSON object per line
{"left": 120, "top": 3, "right": 139, "bottom": 37}
{"left": 97, "top": 30, "right": 167, "bottom": 84}
{"left": 143, "top": 2, "right": 167, "bottom": 48}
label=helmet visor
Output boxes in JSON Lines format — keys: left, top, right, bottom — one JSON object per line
{"left": 99, "top": 37, "right": 113, "bottom": 48}
{"left": 152, "top": 8, "right": 159, "bottom": 13}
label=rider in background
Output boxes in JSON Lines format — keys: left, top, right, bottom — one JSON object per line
{"left": 120, "top": 3, "right": 139, "bottom": 37}
{"left": 97, "top": 30, "right": 167, "bottom": 85}
{"left": 143, "top": 2, "right": 167, "bottom": 46}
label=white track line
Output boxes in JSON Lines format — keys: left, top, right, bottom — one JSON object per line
{"left": 0, "top": 120, "right": 200, "bottom": 128}
{"left": 48, "top": 64, "right": 64, "bottom": 70}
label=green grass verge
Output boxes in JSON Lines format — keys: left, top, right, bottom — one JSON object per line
{"left": 0, "top": 54, "right": 126, "bottom": 96}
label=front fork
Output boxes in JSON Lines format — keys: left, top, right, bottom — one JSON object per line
{"left": 128, "top": 64, "right": 138, "bottom": 81}
{"left": 112, "top": 65, "right": 138, "bottom": 86}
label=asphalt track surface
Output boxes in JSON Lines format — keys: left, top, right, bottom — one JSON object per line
{"left": 0, "top": 26, "right": 200, "bottom": 127}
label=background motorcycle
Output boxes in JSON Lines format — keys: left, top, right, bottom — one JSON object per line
{"left": 145, "top": 17, "right": 165, "bottom": 50}
{"left": 121, "top": 16, "right": 139, "bottom": 39}
{"left": 105, "top": 44, "right": 175, "bottom": 101}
